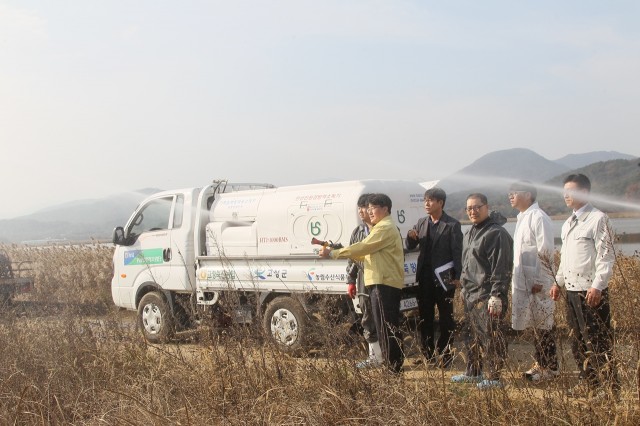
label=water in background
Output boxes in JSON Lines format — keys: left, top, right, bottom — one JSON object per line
{"left": 461, "top": 217, "right": 640, "bottom": 256}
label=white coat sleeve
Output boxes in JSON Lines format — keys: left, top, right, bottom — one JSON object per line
{"left": 534, "top": 213, "right": 555, "bottom": 289}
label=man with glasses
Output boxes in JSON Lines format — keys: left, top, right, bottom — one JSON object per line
{"left": 508, "top": 181, "right": 558, "bottom": 382}
{"left": 406, "top": 187, "right": 462, "bottom": 368}
{"left": 319, "top": 193, "right": 405, "bottom": 374}
{"left": 452, "top": 193, "right": 513, "bottom": 389}
{"left": 345, "top": 193, "right": 383, "bottom": 368}
{"left": 550, "top": 174, "right": 619, "bottom": 399}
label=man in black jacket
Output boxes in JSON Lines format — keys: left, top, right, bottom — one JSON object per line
{"left": 406, "top": 187, "right": 463, "bottom": 368}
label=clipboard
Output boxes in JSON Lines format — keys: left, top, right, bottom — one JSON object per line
{"left": 434, "top": 261, "right": 455, "bottom": 291}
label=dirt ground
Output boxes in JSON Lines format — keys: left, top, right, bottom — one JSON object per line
{"left": 400, "top": 331, "right": 581, "bottom": 391}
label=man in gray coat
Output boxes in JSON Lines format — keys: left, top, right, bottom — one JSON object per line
{"left": 451, "top": 193, "right": 513, "bottom": 390}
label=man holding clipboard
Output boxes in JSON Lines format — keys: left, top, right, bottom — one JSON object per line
{"left": 406, "top": 187, "right": 463, "bottom": 368}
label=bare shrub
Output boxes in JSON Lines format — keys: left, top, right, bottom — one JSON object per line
{"left": 1, "top": 243, "right": 114, "bottom": 307}
{"left": 1, "top": 244, "right": 639, "bottom": 424}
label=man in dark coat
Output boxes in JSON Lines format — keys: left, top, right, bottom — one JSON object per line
{"left": 406, "top": 187, "right": 463, "bottom": 368}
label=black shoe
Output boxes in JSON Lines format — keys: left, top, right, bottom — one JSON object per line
{"left": 388, "top": 364, "right": 404, "bottom": 375}
{"left": 437, "top": 354, "right": 453, "bottom": 369}
{"left": 566, "top": 381, "right": 589, "bottom": 398}
{"left": 414, "top": 352, "right": 437, "bottom": 366}
{"left": 591, "top": 388, "right": 620, "bottom": 402}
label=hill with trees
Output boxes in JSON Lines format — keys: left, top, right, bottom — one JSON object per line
{"left": 554, "top": 151, "right": 636, "bottom": 170}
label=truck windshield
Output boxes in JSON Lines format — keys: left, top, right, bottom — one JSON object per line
{"left": 128, "top": 196, "right": 174, "bottom": 238}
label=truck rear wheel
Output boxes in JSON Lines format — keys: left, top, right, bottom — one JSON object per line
{"left": 262, "top": 296, "right": 308, "bottom": 353}
{"left": 138, "top": 291, "right": 174, "bottom": 343}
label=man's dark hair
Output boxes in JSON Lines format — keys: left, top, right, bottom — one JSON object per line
{"left": 563, "top": 173, "right": 591, "bottom": 192}
{"left": 510, "top": 180, "right": 537, "bottom": 202}
{"left": 466, "top": 192, "right": 488, "bottom": 205}
{"left": 424, "top": 187, "right": 447, "bottom": 207}
{"left": 357, "top": 193, "right": 372, "bottom": 208}
{"left": 368, "top": 193, "right": 392, "bottom": 211}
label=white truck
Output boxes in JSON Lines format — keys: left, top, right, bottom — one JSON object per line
{"left": 111, "top": 179, "right": 431, "bottom": 350}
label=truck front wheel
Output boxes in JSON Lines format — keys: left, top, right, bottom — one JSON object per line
{"left": 138, "top": 291, "right": 175, "bottom": 343}
{"left": 262, "top": 296, "right": 309, "bottom": 353}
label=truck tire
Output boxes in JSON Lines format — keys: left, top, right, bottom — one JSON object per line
{"left": 138, "top": 291, "right": 174, "bottom": 343}
{"left": 262, "top": 296, "right": 309, "bottom": 353}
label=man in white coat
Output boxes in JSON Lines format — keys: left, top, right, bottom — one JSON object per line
{"left": 509, "top": 181, "right": 558, "bottom": 382}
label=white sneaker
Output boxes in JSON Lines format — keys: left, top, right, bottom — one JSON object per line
{"left": 451, "top": 373, "right": 483, "bottom": 384}
{"left": 477, "top": 379, "right": 503, "bottom": 390}
{"left": 567, "top": 382, "right": 620, "bottom": 401}
{"left": 356, "top": 358, "right": 382, "bottom": 369}
{"left": 369, "top": 342, "right": 384, "bottom": 364}
{"left": 523, "top": 362, "right": 559, "bottom": 382}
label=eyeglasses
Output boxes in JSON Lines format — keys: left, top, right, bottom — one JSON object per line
{"left": 508, "top": 191, "right": 525, "bottom": 198}
{"left": 465, "top": 204, "right": 485, "bottom": 213}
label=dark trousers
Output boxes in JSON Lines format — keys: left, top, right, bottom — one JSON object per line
{"left": 532, "top": 328, "right": 558, "bottom": 370}
{"left": 566, "top": 289, "right": 618, "bottom": 388}
{"left": 369, "top": 284, "right": 403, "bottom": 373}
{"left": 417, "top": 281, "right": 455, "bottom": 361}
{"left": 462, "top": 297, "right": 508, "bottom": 380}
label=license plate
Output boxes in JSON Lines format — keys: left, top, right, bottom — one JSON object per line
{"left": 399, "top": 296, "right": 418, "bottom": 312}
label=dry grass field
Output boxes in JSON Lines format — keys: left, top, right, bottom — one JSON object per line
{"left": 1, "top": 243, "right": 639, "bottom": 425}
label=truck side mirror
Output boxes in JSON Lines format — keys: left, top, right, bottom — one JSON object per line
{"left": 112, "top": 227, "right": 126, "bottom": 246}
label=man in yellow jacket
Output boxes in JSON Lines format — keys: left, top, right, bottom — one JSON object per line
{"left": 319, "top": 193, "right": 405, "bottom": 373}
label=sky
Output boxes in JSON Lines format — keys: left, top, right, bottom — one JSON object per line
{"left": 1, "top": 1, "right": 639, "bottom": 219}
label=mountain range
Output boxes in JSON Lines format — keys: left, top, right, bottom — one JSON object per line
{"left": 0, "top": 149, "right": 637, "bottom": 243}
{"left": 437, "top": 148, "right": 635, "bottom": 194}
{"left": 0, "top": 189, "right": 161, "bottom": 244}
{"left": 437, "top": 149, "right": 639, "bottom": 220}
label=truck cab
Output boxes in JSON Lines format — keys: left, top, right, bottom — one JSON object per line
{"left": 111, "top": 181, "right": 276, "bottom": 341}
{"left": 111, "top": 188, "right": 196, "bottom": 310}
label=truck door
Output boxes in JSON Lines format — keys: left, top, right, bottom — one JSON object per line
{"left": 113, "top": 195, "right": 180, "bottom": 308}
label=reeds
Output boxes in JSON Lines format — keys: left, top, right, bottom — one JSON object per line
{"left": 1, "top": 243, "right": 639, "bottom": 424}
